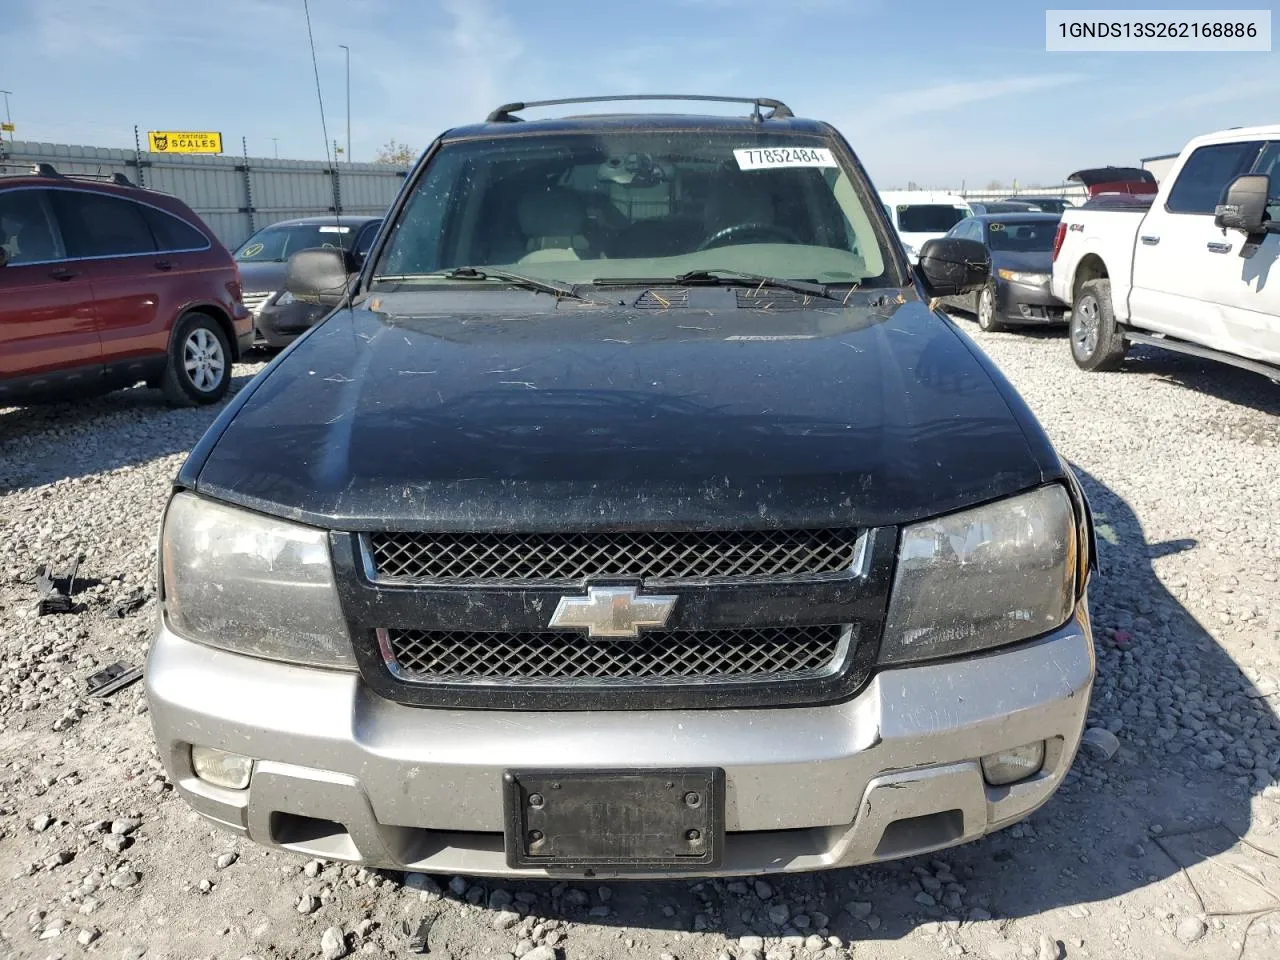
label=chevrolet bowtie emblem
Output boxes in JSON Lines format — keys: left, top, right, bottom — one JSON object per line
{"left": 548, "top": 585, "right": 678, "bottom": 639}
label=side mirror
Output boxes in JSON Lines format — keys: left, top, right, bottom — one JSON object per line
{"left": 1214, "top": 174, "right": 1270, "bottom": 235}
{"left": 285, "top": 248, "right": 356, "bottom": 306}
{"left": 916, "top": 237, "right": 990, "bottom": 297}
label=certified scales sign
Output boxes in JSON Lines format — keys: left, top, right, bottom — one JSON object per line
{"left": 148, "top": 131, "right": 223, "bottom": 154}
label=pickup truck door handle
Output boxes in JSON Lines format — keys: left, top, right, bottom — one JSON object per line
{"left": 154, "top": 260, "right": 173, "bottom": 271}
{"left": 1140, "top": 235, "right": 1160, "bottom": 245}
{"left": 1206, "top": 241, "right": 1232, "bottom": 254}
{"left": 49, "top": 268, "right": 79, "bottom": 282}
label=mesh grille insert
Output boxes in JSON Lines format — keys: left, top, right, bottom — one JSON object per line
{"left": 634, "top": 288, "right": 690, "bottom": 309}
{"left": 368, "top": 529, "right": 861, "bottom": 583}
{"left": 382, "top": 625, "right": 848, "bottom": 685}
{"left": 735, "top": 288, "right": 815, "bottom": 310}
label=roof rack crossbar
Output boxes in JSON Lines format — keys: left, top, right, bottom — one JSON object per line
{"left": 485, "top": 95, "right": 794, "bottom": 124}
{"left": 6, "top": 162, "right": 134, "bottom": 187}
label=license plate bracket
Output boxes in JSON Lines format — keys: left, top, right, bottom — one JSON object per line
{"left": 503, "top": 768, "right": 723, "bottom": 870}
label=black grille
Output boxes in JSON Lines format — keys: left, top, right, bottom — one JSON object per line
{"left": 735, "top": 289, "right": 815, "bottom": 310}
{"left": 367, "top": 528, "right": 861, "bottom": 583}
{"left": 381, "top": 625, "right": 848, "bottom": 685}
{"left": 634, "top": 288, "right": 690, "bottom": 309}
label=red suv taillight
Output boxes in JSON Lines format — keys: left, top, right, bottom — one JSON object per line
{"left": 229, "top": 264, "right": 244, "bottom": 303}
{"left": 1051, "top": 222, "right": 1067, "bottom": 262}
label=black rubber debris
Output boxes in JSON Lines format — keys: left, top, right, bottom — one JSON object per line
{"left": 86, "top": 662, "right": 144, "bottom": 698}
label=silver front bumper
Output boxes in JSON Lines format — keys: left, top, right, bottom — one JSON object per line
{"left": 147, "top": 605, "right": 1094, "bottom": 878}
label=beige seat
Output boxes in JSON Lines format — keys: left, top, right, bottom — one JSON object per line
{"left": 516, "top": 187, "right": 590, "bottom": 263}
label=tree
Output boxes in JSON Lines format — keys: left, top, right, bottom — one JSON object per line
{"left": 906, "top": 180, "right": 920, "bottom": 191}
{"left": 375, "top": 139, "right": 415, "bottom": 165}
{"left": 985, "top": 179, "right": 1003, "bottom": 190}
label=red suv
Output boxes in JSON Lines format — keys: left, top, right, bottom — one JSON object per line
{"left": 0, "top": 167, "right": 252, "bottom": 406}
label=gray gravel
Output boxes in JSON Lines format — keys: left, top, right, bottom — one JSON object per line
{"left": 1, "top": 327, "right": 1279, "bottom": 960}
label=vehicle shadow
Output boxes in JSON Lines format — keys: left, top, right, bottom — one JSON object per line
{"left": 0, "top": 367, "right": 263, "bottom": 494}
{"left": 375, "top": 465, "right": 1278, "bottom": 954}
{"left": 1118, "top": 343, "right": 1280, "bottom": 414}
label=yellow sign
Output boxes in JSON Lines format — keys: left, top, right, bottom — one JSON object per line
{"left": 148, "top": 130, "right": 223, "bottom": 154}
{"left": 0, "top": 123, "right": 14, "bottom": 133}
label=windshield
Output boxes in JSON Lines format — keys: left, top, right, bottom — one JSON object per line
{"left": 235, "top": 222, "right": 359, "bottom": 262}
{"left": 373, "top": 130, "right": 894, "bottom": 286}
{"left": 896, "top": 204, "right": 969, "bottom": 233}
{"left": 986, "top": 218, "right": 1060, "bottom": 252}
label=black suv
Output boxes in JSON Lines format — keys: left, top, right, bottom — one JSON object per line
{"left": 148, "top": 97, "right": 1096, "bottom": 879}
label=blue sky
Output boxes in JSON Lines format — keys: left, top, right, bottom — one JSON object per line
{"left": 4, "top": 0, "right": 1278, "bottom": 186}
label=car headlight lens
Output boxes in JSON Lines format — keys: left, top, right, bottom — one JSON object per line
{"left": 160, "top": 493, "right": 356, "bottom": 669}
{"left": 879, "top": 485, "right": 1077, "bottom": 665}
{"left": 274, "top": 290, "right": 296, "bottom": 306}
{"left": 997, "top": 269, "right": 1050, "bottom": 285}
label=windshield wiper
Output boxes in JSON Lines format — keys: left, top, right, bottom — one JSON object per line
{"left": 381, "top": 266, "right": 596, "bottom": 301}
{"left": 593, "top": 269, "right": 844, "bottom": 303}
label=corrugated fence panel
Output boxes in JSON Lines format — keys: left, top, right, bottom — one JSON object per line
{"left": 3, "top": 141, "right": 409, "bottom": 248}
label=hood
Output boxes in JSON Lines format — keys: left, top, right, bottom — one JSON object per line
{"left": 897, "top": 231, "right": 949, "bottom": 250}
{"left": 991, "top": 249, "right": 1053, "bottom": 274}
{"left": 235, "top": 259, "right": 289, "bottom": 294}
{"left": 1067, "top": 166, "right": 1157, "bottom": 197}
{"left": 188, "top": 290, "right": 1059, "bottom": 531}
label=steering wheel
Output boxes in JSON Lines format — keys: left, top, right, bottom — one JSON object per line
{"left": 696, "top": 222, "right": 802, "bottom": 251}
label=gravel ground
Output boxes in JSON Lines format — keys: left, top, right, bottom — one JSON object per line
{"left": 1, "top": 324, "right": 1278, "bottom": 960}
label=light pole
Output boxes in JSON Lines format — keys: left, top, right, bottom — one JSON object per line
{"left": 338, "top": 44, "right": 351, "bottom": 163}
{"left": 272, "top": 138, "right": 279, "bottom": 159}
{"left": 0, "top": 91, "right": 12, "bottom": 146}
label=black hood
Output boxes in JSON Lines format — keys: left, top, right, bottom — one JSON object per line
{"left": 236, "top": 260, "right": 289, "bottom": 294}
{"left": 185, "top": 289, "right": 1061, "bottom": 531}
{"left": 991, "top": 249, "right": 1053, "bottom": 274}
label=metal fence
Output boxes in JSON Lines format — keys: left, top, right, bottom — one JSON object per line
{"left": 0, "top": 139, "right": 411, "bottom": 249}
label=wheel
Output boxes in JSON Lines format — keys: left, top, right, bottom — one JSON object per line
{"left": 162, "top": 313, "right": 232, "bottom": 406}
{"left": 976, "top": 282, "right": 1007, "bottom": 332}
{"left": 1069, "top": 278, "right": 1127, "bottom": 372}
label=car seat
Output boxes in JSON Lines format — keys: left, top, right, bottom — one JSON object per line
{"left": 515, "top": 187, "right": 592, "bottom": 263}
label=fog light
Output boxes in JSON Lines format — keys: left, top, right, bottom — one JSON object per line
{"left": 190, "top": 746, "right": 254, "bottom": 790}
{"left": 981, "top": 741, "right": 1045, "bottom": 786}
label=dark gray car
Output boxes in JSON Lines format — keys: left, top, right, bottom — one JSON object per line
{"left": 234, "top": 215, "right": 382, "bottom": 347}
{"left": 941, "top": 213, "right": 1067, "bottom": 332}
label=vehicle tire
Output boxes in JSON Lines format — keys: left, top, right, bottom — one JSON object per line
{"left": 161, "top": 312, "right": 232, "bottom": 406}
{"left": 1069, "top": 279, "right": 1127, "bottom": 372}
{"left": 976, "top": 282, "right": 1007, "bottom": 332}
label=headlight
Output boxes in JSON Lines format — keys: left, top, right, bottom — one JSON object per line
{"left": 160, "top": 493, "right": 355, "bottom": 669}
{"left": 879, "top": 485, "right": 1077, "bottom": 665}
{"left": 997, "top": 269, "right": 1050, "bottom": 285}
{"left": 274, "top": 290, "right": 296, "bottom": 306}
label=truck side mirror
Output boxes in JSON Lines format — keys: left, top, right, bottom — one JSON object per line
{"left": 1214, "top": 174, "right": 1270, "bottom": 235}
{"left": 916, "top": 237, "right": 991, "bottom": 297}
{"left": 285, "top": 248, "right": 357, "bottom": 306}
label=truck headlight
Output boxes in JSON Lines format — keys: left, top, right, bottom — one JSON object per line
{"left": 997, "top": 269, "right": 1049, "bottom": 285}
{"left": 879, "top": 485, "right": 1077, "bottom": 665}
{"left": 160, "top": 493, "right": 356, "bottom": 669}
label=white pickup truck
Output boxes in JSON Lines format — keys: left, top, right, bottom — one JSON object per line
{"left": 1051, "top": 125, "right": 1280, "bottom": 381}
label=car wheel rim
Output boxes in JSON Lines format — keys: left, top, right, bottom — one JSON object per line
{"left": 979, "top": 289, "right": 993, "bottom": 326}
{"left": 1073, "top": 296, "right": 1099, "bottom": 355}
{"left": 183, "top": 327, "right": 225, "bottom": 392}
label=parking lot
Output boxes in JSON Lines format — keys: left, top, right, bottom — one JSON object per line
{"left": 1, "top": 321, "right": 1277, "bottom": 960}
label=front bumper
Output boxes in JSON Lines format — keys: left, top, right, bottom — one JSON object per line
{"left": 147, "top": 606, "right": 1094, "bottom": 878}
{"left": 995, "top": 280, "right": 1068, "bottom": 325}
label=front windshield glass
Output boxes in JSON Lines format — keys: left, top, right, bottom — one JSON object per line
{"left": 373, "top": 130, "right": 894, "bottom": 286}
{"left": 896, "top": 204, "right": 969, "bottom": 233}
{"left": 235, "top": 223, "right": 358, "bottom": 262}
{"left": 986, "top": 218, "right": 1060, "bottom": 252}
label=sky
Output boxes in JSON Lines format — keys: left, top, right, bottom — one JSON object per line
{"left": 3, "top": 0, "right": 1279, "bottom": 187}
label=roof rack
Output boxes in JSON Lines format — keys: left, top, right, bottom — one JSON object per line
{"left": 485, "top": 95, "right": 794, "bottom": 124}
{"left": 0, "top": 160, "right": 134, "bottom": 186}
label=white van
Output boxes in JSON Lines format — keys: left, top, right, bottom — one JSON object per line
{"left": 880, "top": 191, "right": 974, "bottom": 263}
